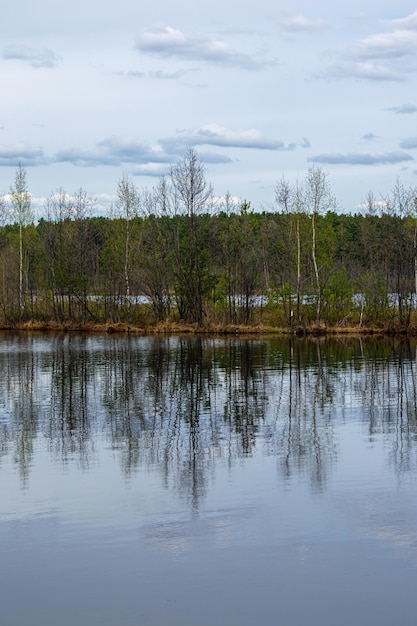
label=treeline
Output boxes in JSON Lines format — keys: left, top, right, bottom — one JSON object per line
{"left": 1, "top": 149, "right": 417, "bottom": 329}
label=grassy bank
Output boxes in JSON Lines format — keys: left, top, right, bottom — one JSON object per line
{"left": 1, "top": 318, "right": 415, "bottom": 337}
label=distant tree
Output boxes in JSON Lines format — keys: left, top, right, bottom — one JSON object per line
{"left": 114, "top": 173, "right": 140, "bottom": 299}
{"left": 304, "top": 166, "right": 336, "bottom": 320}
{"left": 139, "top": 179, "right": 173, "bottom": 322}
{"left": 275, "top": 177, "right": 303, "bottom": 324}
{"left": 0, "top": 194, "right": 8, "bottom": 225}
{"left": 9, "top": 164, "right": 33, "bottom": 314}
{"left": 383, "top": 178, "right": 417, "bottom": 297}
{"left": 170, "top": 148, "right": 214, "bottom": 325}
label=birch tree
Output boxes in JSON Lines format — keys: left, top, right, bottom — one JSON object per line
{"left": 304, "top": 166, "right": 335, "bottom": 320}
{"left": 115, "top": 173, "right": 140, "bottom": 299}
{"left": 9, "top": 164, "right": 33, "bottom": 314}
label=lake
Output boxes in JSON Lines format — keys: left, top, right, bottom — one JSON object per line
{"left": 1, "top": 333, "right": 417, "bottom": 625}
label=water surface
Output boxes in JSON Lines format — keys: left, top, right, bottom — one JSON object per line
{"left": 1, "top": 334, "right": 417, "bottom": 625}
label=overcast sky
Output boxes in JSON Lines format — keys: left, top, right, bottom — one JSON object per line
{"left": 1, "top": 0, "right": 417, "bottom": 215}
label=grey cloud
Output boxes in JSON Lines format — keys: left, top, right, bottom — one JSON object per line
{"left": 195, "top": 151, "right": 233, "bottom": 164}
{"left": 53, "top": 124, "right": 297, "bottom": 173}
{"left": 2, "top": 44, "right": 60, "bottom": 68}
{"left": 55, "top": 137, "right": 175, "bottom": 169}
{"left": 386, "top": 103, "right": 417, "bottom": 114}
{"left": 54, "top": 148, "right": 122, "bottom": 167}
{"left": 363, "top": 132, "right": 378, "bottom": 140}
{"left": 0, "top": 145, "right": 48, "bottom": 166}
{"left": 135, "top": 26, "right": 274, "bottom": 70}
{"left": 97, "top": 137, "right": 172, "bottom": 163}
{"left": 399, "top": 137, "right": 417, "bottom": 149}
{"left": 308, "top": 151, "right": 413, "bottom": 165}
{"left": 125, "top": 70, "right": 146, "bottom": 79}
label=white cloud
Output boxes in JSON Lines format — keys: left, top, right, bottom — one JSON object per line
{"left": 391, "top": 11, "right": 417, "bottom": 30}
{"left": 281, "top": 14, "right": 328, "bottom": 32}
{"left": 170, "top": 124, "right": 294, "bottom": 151}
{"left": 352, "top": 30, "right": 417, "bottom": 60}
{"left": 135, "top": 25, "right": 274, "bottom": 70}
{"left": 325, "top": 61, "right": 405, "bottom": 82}
{"left": 130, "top": 163, "right": 170, "bottom": 177}
{"left": 322, "top": 10, "right": 417, "bottom": 83}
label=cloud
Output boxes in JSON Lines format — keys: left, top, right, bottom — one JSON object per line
{"left": 148, "top": 69, "right": 184, "bottom": 79}
{"left": 55, "top": 138, "right": 171, "bottom": 168}
{"left": 130, "top": 163, "right": 170, "bottom": 177}
{"left": 0, "top": 144, "right": 48, "bottom": 166}
{"left": 98, "top": 137, "right": 171, "bottom": 163}
{"left": 391, "top": 11, "right": 417, "bottom": 31}
{"left": 385, "top": 103, "right": 417, "bottom": 114}
{"left": 195, "top": 151, "right": 234, "bottom": 164}
{"left": 301, "top": 137, "right": 311, "bottom": 148}
{"left": 125, "top": 70, "right": 146, "bottom": 79}
{"left": 322, "top": 11, "right": 417, "bottom": 82}
{"left": 118, "top": 69, "right": 186, "bottom": 80}
{"left": 363, "top": 132, "right": 378, "bottom": 141}
{"left": 308, "top": 151, "right": 413, "bottom": 165}
{"left": 2, "top": 44, "right": 60, "bottom": 68}
{"left": 135, "top": 25, "right": 274, "bottom": 70}
{"left": 352, "top": 30, "right": 417, "bottom": 61}
{"left": 399, "top": 137, "right": 417, "bottom": 149}
{"left": 52, "top": 125, "right": 291, "bottom": 177}
{"left": 324, "top": 61, "right": 404, "bottom": 82}
{"left": 281, "top": 14, "right": 328, "bottom": 32}
{"left": 54, "top": 147, "right": 120, "bottom": 167}
{"left": 165, "top": 124, "right": 294, "bottom": 151}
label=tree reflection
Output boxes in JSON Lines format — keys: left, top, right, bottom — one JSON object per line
{"left": 0, "top": 333, "right": 416, "bottom": 506}
{"left": 47, "top": 334, "right": 94, "bottom": 469}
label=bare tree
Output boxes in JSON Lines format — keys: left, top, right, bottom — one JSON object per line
{"left": 275, "top": 176, "right": 303, "bottom": 324}
{"left": 139, "top": 179, "right": 173, "bottom": 321}
{"left": 169, "top": 148, "right": 214, "bottom": 325}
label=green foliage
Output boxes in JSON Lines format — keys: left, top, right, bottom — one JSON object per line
{"left": 322, "top": 268, "right": 353, "bottom": 323}
{"left": 358, "top": 271, "right": 390, "bottom": 324}
{"left": 0, "top": 191, "right": 417, "bottom": 328}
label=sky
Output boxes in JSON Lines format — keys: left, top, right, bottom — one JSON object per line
{"left": 1, "top": 0, "right": 417, "bottom": 216}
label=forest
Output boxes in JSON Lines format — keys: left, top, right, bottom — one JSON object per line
{"left": 1, "top": 148, "right": 417, "bottom": 333}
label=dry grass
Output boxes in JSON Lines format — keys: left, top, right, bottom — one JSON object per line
{"left": 0, "top": 318, "right": 415, "bottom": 337}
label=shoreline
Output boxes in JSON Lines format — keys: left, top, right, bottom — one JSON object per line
{"left": 0, "top": 319, "right": 416, "bottom": 337}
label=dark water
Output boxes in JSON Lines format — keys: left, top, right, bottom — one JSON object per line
{"left": 1, "top": 334, "right": 417, "bottom": 625}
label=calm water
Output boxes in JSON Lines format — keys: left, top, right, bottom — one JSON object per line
{"left": 1, "top": 333, "right": 417, "bottom": 626}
